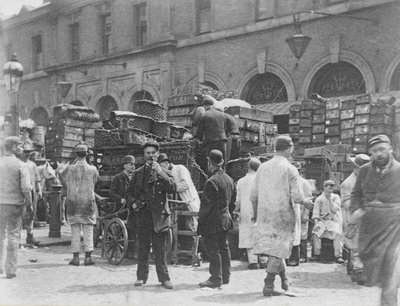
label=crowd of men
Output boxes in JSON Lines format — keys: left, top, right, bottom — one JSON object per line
{"left": 0, "top": 103, "right": 399, "bottom": 306}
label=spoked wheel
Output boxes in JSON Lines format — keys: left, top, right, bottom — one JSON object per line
{"left": 103, "top": 218, "right": 128, "bottom": 265}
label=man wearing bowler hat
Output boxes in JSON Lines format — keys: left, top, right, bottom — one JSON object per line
{"left": 198, "top": 149, "right": 234, "bottom": 288}
{"left": 250, "top": 135, "right": 314, "bottom": 296}
{"left": 109, "top": 155, "right": 137, "bottom": 258}
{"left": 126, "top": 141, "right": 176, "bottom": 289}
{"left": 59, "top": 144, "right": 99, "bottom": 266}
{"left": 340, "top": 153, "right": 370, "bottom": 283}
{"left": 351, "top": 135, "right": 400, "bottom": 306}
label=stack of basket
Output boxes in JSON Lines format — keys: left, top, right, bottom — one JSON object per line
{"left": 45, "top": 105, "right": 101, "bottom": 161}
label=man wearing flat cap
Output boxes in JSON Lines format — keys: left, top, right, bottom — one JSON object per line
{"left": 126, "top": 141, "right": 176, "bottom": 289}
{"left": 351, "top": 134, "right": 400, "bottom": 306}
{"left": 311, "top": 180, "right": 344, "bottom": 264}
{"left": 0, "top": 137, "right": 32, "bottom": 279}
{"left": 109, "top": 155, "right": 137, "bottom": 258}
{"left": 250, "top": 135, "right": 314, "bottom": 296}
{"left": 340, "top": 154, "right": 370, "bottom": 284}
{"left": 59, "top": 144, "right": 99, "bottom": 266}
{"left": 198, "top": 149, "right": 235, "bottom": 288}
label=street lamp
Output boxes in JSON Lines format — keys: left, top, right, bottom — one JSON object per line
{"left": 3, "top": 53, "right": 24, "bottom": 136}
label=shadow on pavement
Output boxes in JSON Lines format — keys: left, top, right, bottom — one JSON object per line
{"left": 18, "top": 263, "right": 67, "bottom": 269}
{"left": 194, "top": 291, "right": 266, "bottom": 304}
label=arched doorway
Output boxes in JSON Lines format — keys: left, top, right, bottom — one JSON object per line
{"left": 240, "top": 72, "right": 288, "bottom": 104}
{"left": 390, "top": 63, "right": 400, "bottom": 90}
{"left": 307, "top": 62, "right": 366, "bottom": 98}
{"left": 96, "top": 96, "right": 118, "bottom": 120}
{"left": 29, "top": 107, "right": 48, "bottom": 126}
{"left": 128, "top": 90, "right": 154, "bottom": 111}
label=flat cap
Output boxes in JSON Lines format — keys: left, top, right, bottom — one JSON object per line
{"left": 275, "top": 135, "right": 293, "bottom": 152}
{"left": 368, "top": 134, "right": 391, "bottom": 148}
{"left": 123, "top": 155, "right": 135, "bottom": 164}
{"left": 74, "top": 144, "right": 88, "bottom": 153}
{"left": 143, "top": 141, "right": 159, "bottom": 151}
{"left": 4, "top": 136, "right": 23, "bottom": 150}
{"left": 323, "top": 180, "right": 335, "bottom": 187}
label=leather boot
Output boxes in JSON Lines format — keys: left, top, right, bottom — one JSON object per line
{"left": 69, "top": 252, "right": 80, "bottom": 266}
{"left": 26, "top": 233, "right": 40, "bottom": 246}
{"left": 84, "top": 251, "right": 95, "bottom": 266}
{"left": 300, "top": 240, "right": 308, "bottom": 263}
{"left": 263, "top": 273, "right": 276, "bottom": 296}
{"left": 279, "top": 271, "right": 289, "bottom": 291}
{"left": 287, "top": 246, "right": 299, "bottom": 266}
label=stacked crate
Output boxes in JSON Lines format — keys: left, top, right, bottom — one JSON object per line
{"left": 353, "top": 95, "right": 371, "bottom": 153}
{"left": 325, "top": 98, "right": 341, "bottom": 145}
{"left": 289, "top": 104, "right": 301, "bottom": 154}
{"left": 167, "top": 95, "right": 197, "bottom": 129}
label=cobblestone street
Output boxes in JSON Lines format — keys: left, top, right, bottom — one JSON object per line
{"left": 0, "top": 244, "right": 386, "bottom": 306}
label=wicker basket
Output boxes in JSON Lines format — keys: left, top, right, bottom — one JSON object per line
{"left": 170, "top": 125, "right": 189, "bottom": 139}
{"left": 127, "top": 115, "right": 154, "bottom": 132}
{"left": 122, "top": 128, "right": 155, "bottom": 145}
{"left": 94, "top": 129, "right": 124, "bottom": 147}
{"left": 151, "top": 121, "right": 171, "bottom": 138}
{"left": 133, "top": 100, "right": 167, "bottom": 121}
{"left": 226, "top": 157, "right": 250, "bottom": 182}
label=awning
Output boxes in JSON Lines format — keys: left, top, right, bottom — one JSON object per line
{"left": 254, "top": 101, "right": 300, "bottom": 116}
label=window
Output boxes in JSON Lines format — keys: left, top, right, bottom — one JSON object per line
{"left": 69, "top": 23, "right": 80, "bottom": 61}
{"left": 196, "top": 0, "right": 211, "bottom": 34}
{"left": 256, "top": 0, "right": 274, "bottom": 21}
{"left": 32, "top": 34, "right": 43, "bottom": 71}
{"left": 101, "top": 14, "right": 112, "bottom": 54}
{"left": 134, "top": 3, "right": 147, "bottom": 47}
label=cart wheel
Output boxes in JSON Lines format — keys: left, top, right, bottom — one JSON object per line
{"left": 103, "top": 218, "right": 128, "bottom": 265}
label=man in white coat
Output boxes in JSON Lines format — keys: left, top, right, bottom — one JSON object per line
{"left": 235, "top": 158, "right": 267, "bottom": 269}
{"left": 250, "top": 136, "right": 314, "bottom": 296}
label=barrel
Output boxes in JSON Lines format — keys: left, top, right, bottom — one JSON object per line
{"left": 32, "top": 126, "right": 45, "bottom": 146}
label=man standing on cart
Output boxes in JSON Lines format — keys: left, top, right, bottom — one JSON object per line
{"left": 109, "top": 155, "right": 137, "bottom": 258}
{"left": 126, "top": 141, "right": 176, "bottom": 289}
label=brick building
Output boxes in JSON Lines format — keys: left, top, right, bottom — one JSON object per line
{"left": 1, "top": 0, "right": 400, "bottom": 131}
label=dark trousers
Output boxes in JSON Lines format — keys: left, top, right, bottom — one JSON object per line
{"left": 203, "top": 231, "right": 231, "bottom": 284}
{"left": 126, "top": 209, "right": 138, "bottom": 253}
{"left": 136, "top": 209, "right": 170, "bottom": 282}
{"left": 204, "top": 140, "right": 227, "bottom": 162}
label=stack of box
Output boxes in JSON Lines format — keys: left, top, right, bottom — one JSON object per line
{"left": 289, "top": 104, "right": 301, "bottom": 151}
{"left": 312, "top": 101, "right": 326, "bottom": 145}
{"left": 325, "top": 98, "right": 341, "bottom": 145}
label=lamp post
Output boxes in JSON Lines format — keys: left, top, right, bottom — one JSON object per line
{"left": 3, "top": 53, "right": 24, "bottom": 136}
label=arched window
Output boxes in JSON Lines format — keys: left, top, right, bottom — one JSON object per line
{"left": 307, "top": 62, "right": 366, "bottom": 98}
{"left": 96, "top": 96, "right": 118, "bottom": 120}
{"left": 29, "top": 107, "right": 48, "bottom": 126}
{"left": 129, "top": 90, "right": 154, "bottom": 111}
{"left": 240, "top": 72, "right": 288, "bottom": 104}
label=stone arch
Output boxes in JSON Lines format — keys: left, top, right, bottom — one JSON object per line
{"left": 181, "top": 72, "right": 227, "bottom": 95}
{"left": 237, "top": 63, "right": 296, "bottom": 102}
{"left": 380, "top": 53, "right": 400, "bottom": 92}
{"left": 90, "top": 90, "right": 122, "bottom": 112}
{"left": 128, "top": 90, "right": 154, "bottom": 112}
{"left": 95, "top": 95, "right": 119, "bottom": 120}
{"left": 300, "top": 50, "right": 375, "bottom": 99}
{"left": 29, "top": 106, "right": 48, "bottom": 126}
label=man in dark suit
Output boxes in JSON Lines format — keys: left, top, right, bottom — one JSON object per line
{"left": 196, "top": 95, "right": 228, "bottom": 162}
{"left": 126, "top": 141, "right": 176, "bottom": 289}
{"left": 109, "top": 155, "right": 137, "bottom": 258}
{"left": 198, "top": 149, "right": 234, "bottom": 288}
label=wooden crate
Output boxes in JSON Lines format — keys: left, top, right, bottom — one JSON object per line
{"left": 299, "top": 136, "right": 312, "bottom": 144}
{"left": 340, "top": 139, "right": 353, "bottom": 146}
{"left": 225, "top": 106, "right": 273, "bottom": 123}
{"left": 326, "top": 99, "right": 340, "bottom": 110}
{"left": 355, "top": 114, "right": 370, "bottom": 125}
{"left": 289, "top": 104, "right": 301, "bottom": 112}
{"left": 370, "top": 114, "right": 392, "bottom": 125}
{"left": 354, "top": 135, "right": 369, "bottom": 143}
{"left": 340, "top": 129, "right": 355, "bottom": 140}
{"left": 301, "top": 100, "right": 314, "bottom": 110}
{"left": 325, "top": 118, "right": 340, "bottom": 126}
{"left": 369, "top": 124, "right": 392, "bottom": 135}
{"left": 312, "top": 124, "right": 325, "bottom": 134}
{"left": 341, "top": 99, "right": 356, "bottom": 110}
{"left": 289, "top": 125, "right": 300, "bottom": 134}
{"left": 355, "top": 125, "right": 369, "bottom": 135}
{"left": 340, "top": 109, "right": 355, "bottom": 120}
{"left": 325, "top": 126, "right": 340, "bottom": 136}
{"left": 313, "top": 114, "right": 325, "bottom": 123}
{"left": 355, "top": 104, "right": 371, "bottom": 115}
{"left": 299, "top": 118, "right": 312, "bottom": 127}
{"left": 326, "top": 109, "right": 340, "bottom": 119}
{"left": 355, "top": 94, "right": 371, "bottom": 105}
{"left": 312, "top": 134, "right": 325, "bottom": 144}
{"left": 341, "top": 119, "right": 355, "bottom": 130}
{"left": 300, "top": 110, "right": 313, "bottom": 117}
{"left": 290, "top": 111, "right": 300, "bottom": 118}
{"left": 314, "top": 109, "right": 326, "bottom": 115}
{"left": 353, "top": 143, "right": 368, "bottom": 154}
{"left": 289, "top": 118, "right": 300, "bottom": 125}
{"left": 370, "top": 105, "right": 392, "bottom": 115}
{"left": 167, "top": 94, "right": 197, "bottom": 107}
{"left": 325, "top": 136, "right": 340, "bottom": 145}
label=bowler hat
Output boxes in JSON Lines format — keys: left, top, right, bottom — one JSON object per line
{"left": 123, "top": 155, "right": 135, "bottom": 164}
{"left": 349, "top": 154, "right": 370, "bottom": 167}
{"left": 74, "top": 144, "right": 88, "bottom": 153}
{"left": 368, "top": 134, "right": 391, "bottom": 149}
{"left": 157, "top": 153, "right": 170, "bottom": 164}
{"left": 143, "top": 141, "right": 159, "bottom": 151}
{"left": 323, "top": 180, "right": 335, "bottom": 187}
{"left": 202, "top": 95, "right": 215, "bottom": 106}
{"left": 207, "top": 149, "right": 224, "bottom": 167}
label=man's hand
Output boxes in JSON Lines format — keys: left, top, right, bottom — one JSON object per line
{"left": 303, "top": 198, "right": 314, "bottom": 210}
{"left": 152, "top": 161, "right": 163, "bottom": 174}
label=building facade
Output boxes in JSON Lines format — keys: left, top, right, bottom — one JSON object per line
{"left": 1, "top": 0, "right": 400, "bottom": 127}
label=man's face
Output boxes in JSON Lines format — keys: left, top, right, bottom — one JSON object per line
{"left": 160, "top": 161, "right": 170, "bottom": 170}
{"left": 144, "top": 146, "right": 158, "bottom": 164}
{"left": 369, "top": 143, "right": 392, "bottom": 167}
{"left": 324, "top": 184, "right": 334, "bottom": 194}
{"left": 124, "top": 162, "right": 135, "bottom": 173}
{"left": 13, "top": 143, "right": 23, "bottom": 156}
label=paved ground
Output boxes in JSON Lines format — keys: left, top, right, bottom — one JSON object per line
{"left": 0, "top": 242, "right": 388, "bottom": 306}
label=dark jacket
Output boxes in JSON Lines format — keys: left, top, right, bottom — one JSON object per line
{"left": 198, "top": 169, "right": 234, "bottom": 236}
{"left": 109, "top": 171, "right": 131, "bottom": 205}
{"left": 126, "top": 164, "right": 176, "bottom": 233}
{"left": 196, "top": 108, "right": 228, "bottom": 143}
